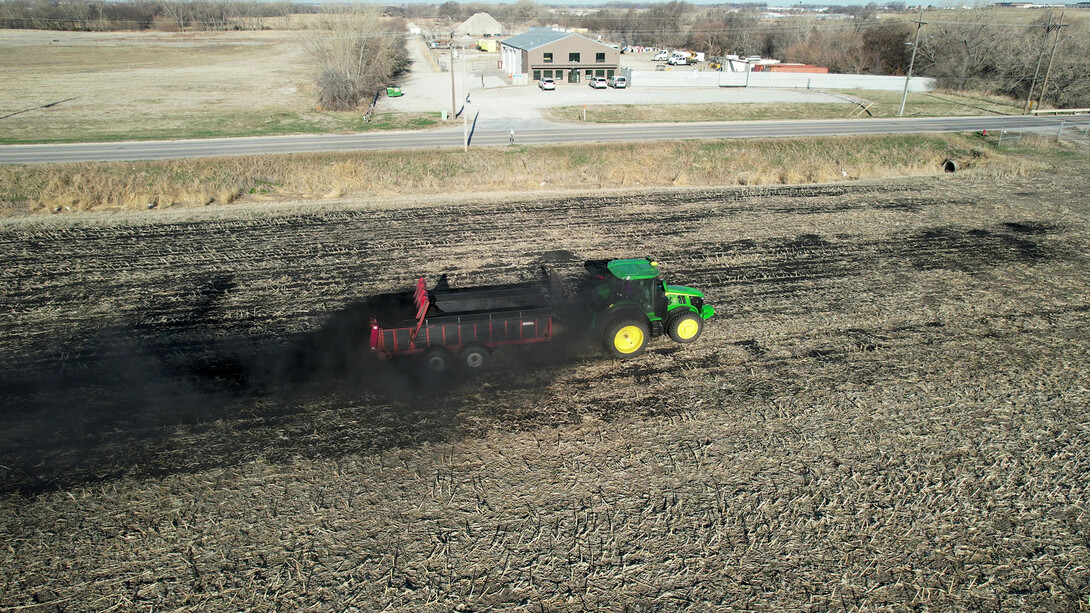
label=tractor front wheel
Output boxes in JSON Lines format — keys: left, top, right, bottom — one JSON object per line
{"left": 667, "top": 312, "right": 703, "bottom": 344}
{"left": 605, "top": 316, "right": 648, "bottom": 359}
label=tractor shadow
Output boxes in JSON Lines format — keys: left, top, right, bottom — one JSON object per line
{"left": 0, "top": 282, "right": 595, "bottom": 495}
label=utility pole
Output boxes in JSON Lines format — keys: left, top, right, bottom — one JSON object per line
{"left": 463, "top": 45, "right": 469, "bottom": 151}
{"left": 1023, "top": 12, "right": 1053, "bottom": 115}
{"left": 898, "top": 9, "right": 925, "bottom": 117}
{"left": 450, "top": 31, "right": 457, "bottom": 121}
{"left": 1037, "top": 12, "right": 1066, "bottom": 111}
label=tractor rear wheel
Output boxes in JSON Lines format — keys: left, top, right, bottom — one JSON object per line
{"left": 667, "top": 311, "right": 703, "bottom": 343}
{"left": 604, "top": 316, "right": 648, "bottom": 359}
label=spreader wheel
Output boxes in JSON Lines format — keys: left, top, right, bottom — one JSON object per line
{"left": 667, "top": 312, "right": 703, "bottom": 344}
{"left": 421, "top": 346, "right": 454, "bottom": 373}
{"left": 604, "top": 316, "right": 648, "bottom": 359}
{"left": 459, "top": 344, "right": 492, "bottom": 373}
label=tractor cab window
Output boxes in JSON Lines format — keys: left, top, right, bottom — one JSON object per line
{"left": 611, "top": 277, "right": 654, "bottom": 311}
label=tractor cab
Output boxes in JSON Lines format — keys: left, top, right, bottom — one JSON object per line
{"left": 583, "top": 258, "right": 715, "bottom": 358}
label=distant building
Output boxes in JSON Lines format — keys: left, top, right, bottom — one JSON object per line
{"left": 501, "top": 28, "right": 621, "bottom": 83}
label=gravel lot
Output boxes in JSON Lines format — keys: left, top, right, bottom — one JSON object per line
{"left": 382, "top": 37, "right": 845, "bottom": 127}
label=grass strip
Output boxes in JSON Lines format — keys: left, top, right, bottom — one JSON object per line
{"left": 0, "top": 132, "right": 1065, "bottom": 215}
{"left": 0, "top": 111, "right": 442, "bottom": 145}
{"left": 545, "top": 90, "right": 1024, "bottom": 123}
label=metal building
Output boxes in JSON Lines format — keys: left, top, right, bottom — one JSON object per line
{"left": 500, "top": 28, "right": 621, "bottom": 84}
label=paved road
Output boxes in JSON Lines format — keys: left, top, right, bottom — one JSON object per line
{"left": 1, "top": 115, "right": 1087, "bottom": 165}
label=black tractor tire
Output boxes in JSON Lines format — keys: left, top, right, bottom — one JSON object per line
{"left": 458, "top": 344, "right": 492, "bottom": 374}
{"left": 667, "top": 311, "right": 704, "bottom": 344}
{"left": 421, "top": 346, "right": 454, "bottom": 373}
{"left": 603, "top": 315, "right": 649, "bottom": 359}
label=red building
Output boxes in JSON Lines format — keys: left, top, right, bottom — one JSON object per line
{"left": 752, "top": 63, "right": 829, "bottom": 74}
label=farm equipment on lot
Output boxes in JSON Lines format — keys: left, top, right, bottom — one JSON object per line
{"left": 368, "top": 258, "right": 715, "bottom": 372}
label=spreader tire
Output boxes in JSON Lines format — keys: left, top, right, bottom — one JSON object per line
{"left": 604, "top": 316, "right": 648, "bottom": 359}
{"left": 667, "top": 311, "right": 703, "bottom": 344}
{"left": 421, "top": 346, "right": 454, "bottom": 373}
{"left": 458, "top": 344, "right": 491, "bottom": 373}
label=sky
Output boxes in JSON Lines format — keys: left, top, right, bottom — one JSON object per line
{"left": 356, "top": 0, "right": 1083, "bottom": 8}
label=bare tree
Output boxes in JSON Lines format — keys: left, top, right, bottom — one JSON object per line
{"left": 643, "top": 1, "right": 691, "bottom": 49}
{"left": 1036, "top": 19, "right": 1090, "bottom": 108}
{"left": 863, "top": 22, "right": 912, "bottom": 74}
{"left": 917, "top": 12, "right": 1004, "bottom": 92}
{"left": 161, "top": 0, "right": 194, "bottom": 30}
{"left": 689, "top": 8, "right": 761, "bottom": 57}
{"left": 785, "top": 29, "right": 869, "bottom": 73}
{"left": 303, "top": 7, "right": 409, "bottom": 112}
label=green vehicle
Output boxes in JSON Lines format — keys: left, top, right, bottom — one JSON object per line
{"left": 582, "top": 258, "right": 715, "bottom": 358}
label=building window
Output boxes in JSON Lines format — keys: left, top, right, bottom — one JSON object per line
{"left": 533, "top": 70, "right": 541, "bottom": 80}
{"left": 596, "top": 52, "right": 605, "bottom": 63}
{"left": 543, "top": 53, "right": 553, "bottom": 63}
{"left": 569, "top": 52, "right": 580, "bottom": 63}
{"left": 543, "top": 70, "right": 552, "bottom": 78}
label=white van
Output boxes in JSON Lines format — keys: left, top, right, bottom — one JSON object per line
{"left": 608, "top": 76, "right": 627, "bottom": 89}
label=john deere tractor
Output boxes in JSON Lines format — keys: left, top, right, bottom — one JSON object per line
{"left": 582, "top": 258, "right": 715, "bottom": 358}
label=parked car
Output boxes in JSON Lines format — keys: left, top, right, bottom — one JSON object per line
{"left": 653, "top": 51, "right": 669, "bottom": 61}
{"left": 668, "top": 56, "right": 689, "bottom": 66}
{"left": 608, "top": 76, "right": 627, "bottom": 89}
{"left": 539, "top": 77, "right": 555, "bottom": 91}
{"left": 589, "top": 76, "right": 608, "bottom": 89}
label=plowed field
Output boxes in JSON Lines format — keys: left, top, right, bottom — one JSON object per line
{"left": 2, "top": 160, "right": 1089, "bottom": 611}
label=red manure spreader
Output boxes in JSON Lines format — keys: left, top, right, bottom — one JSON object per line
{"left": 369, "top": 274, "right": 558, "bottom": 374}
{"left": 369, "top": 259, "right": 715, "bottom": 373}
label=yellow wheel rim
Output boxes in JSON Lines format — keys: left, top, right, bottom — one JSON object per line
{"left": 676, "top": 318, "right": 700, "bottom": 340}
{"left": 613, "top": 325, "right": 645, "bottom": 354}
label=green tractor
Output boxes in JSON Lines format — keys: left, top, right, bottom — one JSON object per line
{"left": 582, "top": 258, "right": 715, "bottom": 358}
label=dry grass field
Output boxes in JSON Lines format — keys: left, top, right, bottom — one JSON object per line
{"left": 1, "top": 152, "right": 1088, "bottom": 610}
{"left": 0, "top": 133, "right": 1052, "bottom": 214}
{"left": 0, "top": 29, "right": 438, "bottom": 143}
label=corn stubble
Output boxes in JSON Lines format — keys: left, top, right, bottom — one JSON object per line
{"left": 0, "top": 157, "right": 1088, "bottom": 611}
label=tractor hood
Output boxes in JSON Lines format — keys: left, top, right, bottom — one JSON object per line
{"left": 664, "top": 284, "right": 704, "bottom": 298}
{"left": 666, "top": 284, "right": 715, "bottom": 320}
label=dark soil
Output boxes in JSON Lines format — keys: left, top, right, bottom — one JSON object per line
{"left": 1, "top": 159, "right": 1088, "bottom": 611}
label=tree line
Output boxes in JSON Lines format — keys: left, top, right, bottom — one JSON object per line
{"left": 554, "top": 2, "right": 1090, "bottom": 109}
{"left": 397, "top": 1, "right": 1088, "bottom": 109}
{"left": 4, "top": 0, "right": 1086, "bottom": 110}
{"left": 0, "top": 0, "right": 317, "bottom": 31}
